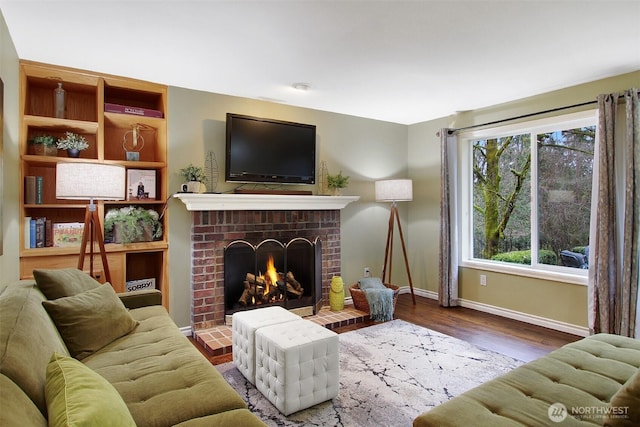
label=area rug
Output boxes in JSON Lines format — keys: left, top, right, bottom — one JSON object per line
{"left": 216, "top": 319, "right": 524, "bottom": 427}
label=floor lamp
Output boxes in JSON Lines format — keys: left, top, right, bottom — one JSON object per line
{"left": 56, "top": 163, "right": 125, "bottom": 284}
{"left": 375, "top": 179, "right": 416, "bottom": 305}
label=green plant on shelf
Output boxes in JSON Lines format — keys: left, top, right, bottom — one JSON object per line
{"left": 29, "top": 134, "right": 58, "bottom": 156}
{"left": 56, "top": 131, "right": 89, "bottom": 151}
{"left": 179, "top": 163, "right": 207, "bottom": 183}
{"left": 327, "top": 171, "right": 350, "bottom": 189}
{"left": 104, "top": 206, "right": 162, "bottom": 244}
{"left": 30, "top": 135, "right": 57, "bottom": 147}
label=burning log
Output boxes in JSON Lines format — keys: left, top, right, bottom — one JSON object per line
{"left": 246, "top": 273, "right": 265, "bottom": 286}
{"left": 285, "top": 271, "right": 304, "bottom": 298}
{"left": 286, "top": 282, "right": 303, "bottom": 298}
{"left": 238, "top": 269, "right": 305, "bottom": 306}
{"left": 263, "top": 279, "right": 285, "bottom": 302}
{"left": 238, "top": 281, "right": 255, "bottom": 306}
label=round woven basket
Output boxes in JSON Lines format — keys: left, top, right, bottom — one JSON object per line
{"left": 349, "top": 282, "right": 399, "bottom": 314}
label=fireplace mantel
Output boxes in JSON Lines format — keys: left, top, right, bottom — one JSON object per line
{"left": 174, "top": 193, "right": 360, "bottom": 211}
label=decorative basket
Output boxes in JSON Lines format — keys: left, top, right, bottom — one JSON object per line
{"left": 349, "top": 282, "right": 399, "bottom": 314}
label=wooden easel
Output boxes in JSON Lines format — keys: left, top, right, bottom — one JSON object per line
{"left": 381, "top": 202, "right": 416, "bottom": 304}
{"left": 77, "top": 202, "right": 111, "bottom": 284}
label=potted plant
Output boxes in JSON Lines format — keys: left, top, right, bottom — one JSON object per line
{"left": 29, "top": 135, "right": 58, "bottom": 156}
{"left": 56, "top": 131, "right": 89, "bottom": 158}
{"left": 327, "top": 171, "right": 350, "bottom": 195}
{"left": 179, "top": 163, "right": 207, "bottom": 193}
{"left": 104, "top": 206, "right": 163, "bottom": 244}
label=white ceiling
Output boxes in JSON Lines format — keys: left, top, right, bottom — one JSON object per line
{"left": 1, "top": 1, "right": 639, "bottom": 125}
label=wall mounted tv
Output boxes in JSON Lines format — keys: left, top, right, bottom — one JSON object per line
{"left": 225, "top": 113, "right": 316, "bottom": 185}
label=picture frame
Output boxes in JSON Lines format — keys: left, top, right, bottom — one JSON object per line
{"left": 126, "top": 169, "right": 156, "bottom": 201}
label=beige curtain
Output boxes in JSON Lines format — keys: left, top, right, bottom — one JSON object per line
{"left": 439, "top": 129, "right": 459, "bottom": 307}
{"left": 588, "top": 88, "right": 639, "bottom": 337}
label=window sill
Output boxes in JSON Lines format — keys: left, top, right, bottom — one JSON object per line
{"left": 460, "top": 259, "right": 588, "bottom": 286}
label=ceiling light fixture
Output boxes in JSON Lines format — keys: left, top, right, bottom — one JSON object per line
{"left": 292, "top": 82, "right": 311, "bottom": 91}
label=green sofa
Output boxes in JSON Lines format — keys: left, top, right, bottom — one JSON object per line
{"left": 0, "top": 271, "right": 267, "bottom": 427}
{"left": 413, "top": 333, "right": 640, "bottom": 427}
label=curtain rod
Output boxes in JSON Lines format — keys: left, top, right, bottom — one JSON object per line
{"left": 448, "top": 100, "right": 596, "bottom": 134}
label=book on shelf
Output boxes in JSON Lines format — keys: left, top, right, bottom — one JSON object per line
{"left": 24, "top": 176, "right": 44, "bottom": 204}
{"left": 24, "top": 216, "right": 31, "bottom": 249}
{"left": 127, "top": 169, "right": 156, "bottom": 201}
{"left": 35, "top": 176, "right": 44, "bottom": 204}
{"left": 45, "top": 219, "right": 53, "bottom": 247}
{"left": 29, "top": 219, "right": 36, "bottom": 248}
{"left": 104, "top": 102, "right": 163, "bottom": 118}
{"left": 25, "top": 176, "right": 36, "bottom": 204}
{"left": 125, "top": 278, "right": 156, "bottom": 292}
{"left": 24, "top": 217, "right": 64, "bottom": 248}
{"left": 52, "top": 222, "right": 84, "bottom": 247}
{"left": 35, "top": 217, "right": 45, "bottom": 248}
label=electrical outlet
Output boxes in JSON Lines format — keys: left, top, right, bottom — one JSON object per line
{"left": 480, "top": 274, "right": 487, "bottom": 286}
{"left": 364, "top": 267, "right": 371, "bottom": 277}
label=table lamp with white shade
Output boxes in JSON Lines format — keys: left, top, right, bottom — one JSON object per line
{"left": 56, "top": 162, "right": 125, "bottom": 283}
{"left": 375, "top": 179, "right": 416, "bottom": 304}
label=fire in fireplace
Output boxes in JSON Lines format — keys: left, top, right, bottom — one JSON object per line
{"left": 224, "top": 237, "right": 321, "bottom": 315}
{"left": 238, "top": 255, "right": 304, "bottom": 306}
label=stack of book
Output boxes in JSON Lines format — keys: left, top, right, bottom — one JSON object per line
{"left": 24, "top": 218, "right": 84, "bottom": 249}
{"left": 24, "top": 176, "right": 44, "bottom": 204}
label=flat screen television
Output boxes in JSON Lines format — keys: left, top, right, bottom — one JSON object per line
{"left": 225, "top": 113, "right": 316, "bottom": 185}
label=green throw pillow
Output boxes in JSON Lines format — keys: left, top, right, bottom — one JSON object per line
{"left": 34, "top": 268, "right": 101, "bottom": 300}
{"left": 42, "top": 284, "right": 138, "bottom": 360}
{"left": 45, "top": 352, "right": 136, "bottom": 427}
{"left": 605, "top": 368, "right": 640, "bottom": 426}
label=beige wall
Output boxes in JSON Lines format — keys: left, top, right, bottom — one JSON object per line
{"left": 407, "top": 70, "right": 640, "bottom": 329}
{"left": 167, "top": 88, "right": 408, "bottom": 327}
{"left": 0, "top": 10, "right": 20, "bottom": 283}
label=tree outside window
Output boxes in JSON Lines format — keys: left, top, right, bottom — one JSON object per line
{"left": 470, "top": 115, "right": 595, "bottom": 272}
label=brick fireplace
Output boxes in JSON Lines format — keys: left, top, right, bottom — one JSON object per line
{"left": 176, "top": 193, "right": 359, "bottom": 331}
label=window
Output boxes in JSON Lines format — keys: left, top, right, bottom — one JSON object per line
{"left": 460, "top": 111, "right": 597, "bottom": 283}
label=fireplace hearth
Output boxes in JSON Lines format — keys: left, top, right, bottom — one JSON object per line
{"left": 176, "top": 190, "right": 359, "bottom": 330}
{"left": 187, "top": 207, "right": 346, "bottom": 330}
{"left": 224, "top": 237, "right": 321, "bottom": 315}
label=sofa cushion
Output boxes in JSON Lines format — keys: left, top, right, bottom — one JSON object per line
{"left": 606, "top": 368, "right": 640, "bottom": 427}
{"left": 45, "top": 352, "right": 136, "bottom": 427}
{"left": 84, "top": 305, "right": 248, "bottom": 427}
{"left": 173, "top": 408, "right": 268, "bottom": 427}
{"left": 413, "top": 333, "right": 640, "bottom": 427}
{"left": 42, "top": 284, "right": 138, "bottom": 360}
{"left": 33, "top": 268, "right": 101, "bottom": 300}
{"left": 0, "top": 282, "right": 69, "bottom": 415}
{"left": 0, "top": 374, "right": 47, "bottom": 427}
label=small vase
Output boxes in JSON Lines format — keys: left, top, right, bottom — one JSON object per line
{"left": 330, "top": 276, "right": 345, "bottom": 311}
{"left": 186, "top": 181, "right": 202, "bottom": 193}
{"left": 67, "top": 148, "right": 80, "bottom": 158}
{"left": 54, "top": 82, "right": 65, "bottom": 119}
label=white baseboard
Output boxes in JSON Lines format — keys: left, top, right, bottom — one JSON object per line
{"left": 397, "top": 285, "right": 589, "bottom": 337}
{"left": 179, "top": 326, "right": 192, "bottom": 337}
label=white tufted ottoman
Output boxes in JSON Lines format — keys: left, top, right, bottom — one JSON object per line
{"left": 254, "top": 319, "right": 339, "bottom": 415}
{"left": 232, "top": 306, "right": 301, "bottom": 385}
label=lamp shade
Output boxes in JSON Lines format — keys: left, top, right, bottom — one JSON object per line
{"left": 56, "top": 163, "right": 126, "bottom": 200}
{"left": 375, "top": 179, "right": 413, "bottom": 202}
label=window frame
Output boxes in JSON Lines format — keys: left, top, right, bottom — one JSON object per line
{"left": 458, "top": 109, "right": 598, "bottom": 286}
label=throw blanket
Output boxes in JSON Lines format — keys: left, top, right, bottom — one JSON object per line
{"left": 359, "top": 277, "right": 394, "bottom": 322}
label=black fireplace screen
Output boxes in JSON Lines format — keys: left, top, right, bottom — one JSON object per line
{"left": 224, "top": 237, "right": 321, "bottom": 315}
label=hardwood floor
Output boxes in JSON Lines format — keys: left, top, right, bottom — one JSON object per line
{"left": 333, "top": 294, "right": 582, "bottom": 363}
{"left": 192, "top": 293, "right": 582, "bottom": 365}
